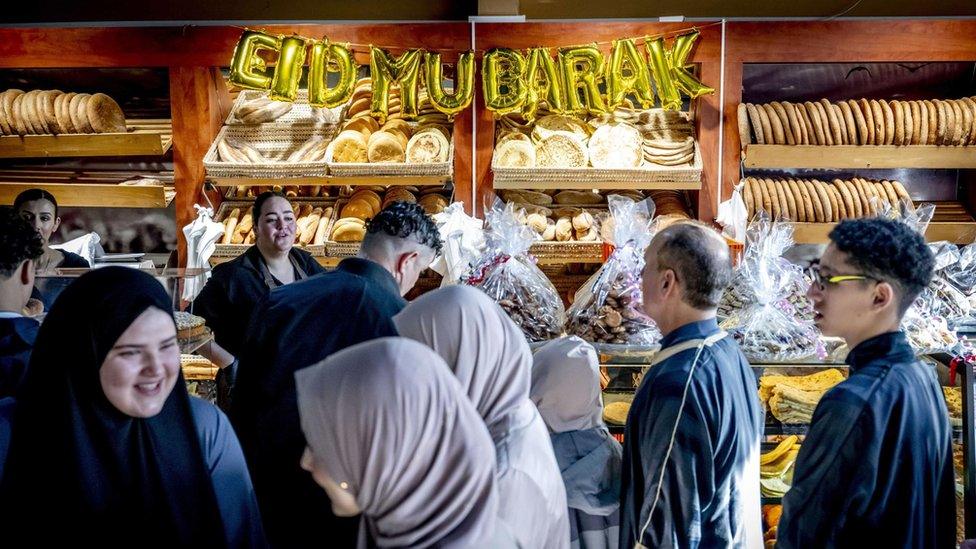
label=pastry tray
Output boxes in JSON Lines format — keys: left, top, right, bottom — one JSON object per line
{"left": 225, "top": 89, "right": 345, "bottom": 129}
{"left": 210, "top": 200, "right": 333, "bottom": 259}
{"left": 203, "top": 125, "right": 337, "bottom": 179}
{"left": 492, "top": 141, "right": 702, "bottom": 187}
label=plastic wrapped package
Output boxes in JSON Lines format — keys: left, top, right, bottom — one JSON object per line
{"left": 429, "top": 202, "right": 486, "bottom": 286}
{"left": 465, "top": 202, "right": 565, "bottom": 341}
{"left": 721, "top": 215, "right": 821, "bottom": 361}
{"left": 565, "top": 195, "right": 660, "bottom": 348}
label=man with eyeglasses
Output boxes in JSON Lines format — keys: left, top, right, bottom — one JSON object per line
{"left": 777, "top": 218, "right": 955, "bottom": 548}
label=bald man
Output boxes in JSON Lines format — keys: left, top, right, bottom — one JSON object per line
{"left": 620, "top": 222, "right": 763, "bottom": 549}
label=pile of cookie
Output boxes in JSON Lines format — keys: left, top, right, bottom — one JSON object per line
{"left": 493, "top": 109, "right": 696, "bottom": 169}
{"left": 0, "top": 89, "right": 126, "bottom": 135}
{"left": 567, "top": 272, "right": 660, "bottom": 345}
{"left": 218, "top": 203, "right": 333, "bottom": 246}
{"left": 742, "top": 176, "right": 912, "bottom": 222}
{"left": 737, "top": 97, "right": 976, "bottom": 147}
{"left": 330, "top": 79, "right": 452, "bottom": 164}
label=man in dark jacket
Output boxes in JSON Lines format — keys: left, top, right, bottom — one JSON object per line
{"left": 621, "top": 222, "right": 763, "bottom": 548}
{"left": 230, "top": 201, "right": 442, "bottom": 548}
{"left": 0, "top": 209, "right": 44, "bottom": 399}
{"left": 777, "top": 218, "right": 955, "bottom": 548}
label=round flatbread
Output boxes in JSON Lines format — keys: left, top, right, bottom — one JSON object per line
{"left": 858, "top": 99, "right": 875, "bottom": 145}
{"left": 850, "top": 178, "right": 870, "bottom": 216}
{"left": 821, "top": 100, "right": 843, "bottom": 145}
{"left": 837, "top": 101, "right": 857, "bottom": 145}
{"left": 85, "top": 92, "right": 126, "bottom": 134}
{"left": 879, "top": 100, "right": 895, "bottom": 146}
{"left": 962, "top": 97, "right": 976, "bottom": 145}
{"left": 19, "top": 91, "right": 39, "bottom": 134}
{"left": 804, "top": 102, "right": 826, "bottom": 146}
{"left": 891, "top": 180, "right": 911, "bottom": 204}
{"left": 925, "top": 100, "right": 938, "bottom": 145}
{"left": 934, "top": 100, "right": 948, "bottom": 145}
{"left": 367, "top": 131, "right": 406, "bottom": 163}
{"left": 55, "top": 92, "right": 77, "bottom": 134}
{"left": 406, "top": 128, "right": 450, "bottom": 164}
{"left": 761, "top": 104, "right": 785, "bottom": 145}
{"left": 958, "top": 99, "right": 974, "bottom": 146}
{"left": 773, "top": 178, "right": 790, "bottom": 219}
{"left": 783, "top": 102, "right": 803, "bottom": 145}
{"left": 918, "top": 100, "right": 930, "bottom": 145}
{"left": 796, "top": 102, "right": 816, "bottom": 145}
{"left": 330, "top": 130, "right": 369, "bottom": 163}
{"left": 754, "top": 177, "right": 770, "bottom": 216}
{"left": 820, "top": 180, "right": 839, "bottom": 221}
{"left": 811, "top": 101, "right": 833, "bottom": 146}
{"left": 588, "top": 123, "right": 642, "bottom": 168}
{"left": 871, "top": 181, "right": 890, "bottom": 213}
{"left": 909, "top": 101, "right": 922, "bottom": 145}
{"left": 869, "top": 100, "right": 885, "bottom": 145}
{"left": 892, "top": 100, "right": 905, "bottom": 146}
{"left": 771, "top": 102, "right": 796, "bottom": 145}
{"left": 832, "top": 180, "right": 852, "bottom": 219}
{"left": 782, "top": 179, "right": 802, "bottom": 222}
{"left": 536, "top": 132, "right": 588, "bottom": 168}
{"left": 839, "top": 180, "right": 861, "bottom": 218}
{"left": 737, "top": 103, "right": 752, "bottom": 148}
{"left": 902, "top": 100, "right": 914, "bottom": 146}
{"left": 0, "top": 90, "right": 22, "bottom": 135}
{"left": 495, "top": 138, "right": 535, "bottom": 167}
{"left": 745, "top": 103, "right": 765, "bottom": 145}
{"left": 801, "top": 180, "right": 823, "bottom": 222}
{"left": 951, "top": 100, "right": 966, "bottom": 145}
{"left": 39, "top": 90, "right": 61, "bottom": 135}
{"left": 861, "top": 178, "right": 882, "bottom": 215}
{"left": 827, "top": 183, "right": 845, "bottom": 220}
{"left": 813, "top": 180, "right": 834, "bottom": 222}
{"left": 944, "top": 100, "right": 958, "bottom": 145}
{"left": 69, "top": 93, "right": 93, "bottom": 133}
{"left": 880, "top": 180, "right": 899, "bottom": 208}
{"left": 10, "top": 93, "right": 28, "bottom": 136}
{"left": 744, "top": 178, "right": 759, "bottom": 217}
{"left": 762, "top": 178, "right": 780, "bottom": 219}
{"left": 791, "top": 179, "right": 812, "bottom": 222}
{"left": 743, "top": 179, "right": 755, "bottom": 218}
{"left": 755, "top": 104, "right": 774, "bottom": 146}
{"left": 28, "top": 91, "right": 49, "bottom": 134}
{"left": 847, "top": 100, "right": 868, "bottom": 146}
{"left": 778, "top": 178, "right": 798, "bottom": 220}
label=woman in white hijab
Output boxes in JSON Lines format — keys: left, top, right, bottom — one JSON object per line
{"left": 531, "top": 336, "right": 623, "bottom": 549}
{"left": 394, "top": 285, "right": 570, "bottom": 549}
{"left": 295, "top": 337, "right": 516, "bottom": 548}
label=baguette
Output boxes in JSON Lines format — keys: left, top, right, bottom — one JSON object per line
{"left": 221, "top": 208, "right": 241, "bottom": 244}
{"left": 300, "top": 207, "right": 323, "bottom": 245}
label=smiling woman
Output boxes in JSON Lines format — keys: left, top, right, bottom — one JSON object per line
{"left": 0, "top": 267, "right": 267, "bottom": 548}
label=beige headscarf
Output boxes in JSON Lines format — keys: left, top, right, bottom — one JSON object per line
{"left": 295, "top": 337, "right": 499, "bottom": 548}
{"left": 393, "top": 285, "right": 532, "bottom": 442}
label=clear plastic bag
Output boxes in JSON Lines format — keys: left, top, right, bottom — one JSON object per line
{"left": 722, "top": 214, "right": 821, "bottom": 361}
{"left": 565, "top": 195, "right": 660, "bottom": 348}
{"left": 465, "top": 201, "right": 565, "bottom": 341}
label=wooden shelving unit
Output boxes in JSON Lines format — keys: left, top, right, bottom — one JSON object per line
{"left": 0, "top": 119, "right": 172, "bottom": 158}
{"left": 744, "top": 144, "right": 976, "bottom": 170}
{"left": 0, "top": 182, "right": 172, "bottom": 208}
{"left": 790, "top": 202, "right": 976, "bottom": 243}
{"left": 492, "top": 179, "right": 701, "bottom": 191}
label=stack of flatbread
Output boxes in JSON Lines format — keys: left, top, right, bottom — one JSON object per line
{"left": 760, "top": 368, "right": 846, "bottom": 424}
{"left": 0, "top": 89, "right": 126, "bottom": 136}
{"left": 742, "top": 176, "right": 912, "bottom": 222}
{"left": 738, "top": 97, "right": 976, "bottom": 147}
{"left": 532, "top": 115, "right": 591, "bottom": 168}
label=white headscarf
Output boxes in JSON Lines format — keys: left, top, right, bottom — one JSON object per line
{"left": 530, "top": 336, "right": 604, "bottom": 433}
{"left": 295, "top": 337, "right": 498, "bottom": 548}
{"left": 393, "top": 285, "right": 532, "bottom": 442}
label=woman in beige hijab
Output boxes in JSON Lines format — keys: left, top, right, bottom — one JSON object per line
{"left": 296, "top": 337, "right": 515, "bottom": 548}
{"left": 394, "top": 285, "right": 570, "bottom": 549}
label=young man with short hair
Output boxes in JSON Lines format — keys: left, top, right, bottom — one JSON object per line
{"left": 777, "top": 218, "right": 955, "bottom": 548}
{"left": 0, "top": 209, "right": 44, "bottom": 398}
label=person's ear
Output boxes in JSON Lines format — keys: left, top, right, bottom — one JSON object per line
{"left": 661, "top": 269, "right": 676, "bottom": 296}
{"left": 52, "top": 216, "right": 61, "bottom": 234}
{"left": 873, "top": 281, "right": 896, "bottom": 312}
{"left": 397, "top": 251, "right": 419, "bottom": 275}
{"left": 20, "top": 259, "right": 33, "bottom": 286}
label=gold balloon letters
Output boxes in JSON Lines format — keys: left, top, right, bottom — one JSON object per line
{"left": 424, "top": 51, "right": 475, "bottom": 117}
{"left": 369, "top": 46, "right": 423, "bottom": 122}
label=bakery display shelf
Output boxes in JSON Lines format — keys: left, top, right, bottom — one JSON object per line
{"left": 0, "top": 182, "right": 171, "bottom": 208}
{"left": 743, "top": 144, "right": 976, "bottom": 170}
{"left": 207, "top": 174, "right": 451, "bottom": 187}
{"left": 788, "top": 202, "right": 976, "bottom": 244}
{"left": 179, "top": 327, "right": 213, "bottom": 355}
{"left": 764, "top": 418, "right": 964, "bottom": 442}
{"left": 0, "top": 119, "right": 172, "bottom": 158}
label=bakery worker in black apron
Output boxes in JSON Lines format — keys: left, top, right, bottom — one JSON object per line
{"left": 14, "top": 188, "right": 90, "bottom": 312}
{"left": 194, "top": 191, "right": 324, "bottom": 410}
{"left": 619, "top": 222, "right": 764, "bottom": 549}
{"left": 777, "top": 219, "right": 954, "bottom": 548}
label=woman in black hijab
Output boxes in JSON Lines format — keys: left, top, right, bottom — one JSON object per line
{"left": 0, "top": 267, "right": 266, "bottom": 548}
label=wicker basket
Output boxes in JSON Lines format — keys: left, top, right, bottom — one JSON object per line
{"left": 492, "top": 141, "right": 702, "bottom": 186}
{"left": 210, "top": 200, "right": 333, "bottom": 261}
{"left": 203, "top": 125, "right": 337, "bottom": 179}
{"left": 225, "top": 89, "right": 345, "bottom": 129}
{"left": 326, "top": 134, "right": 454, "bottom": 178}
{"left": 530, "top": 241, "right": 605, "bottom": 263}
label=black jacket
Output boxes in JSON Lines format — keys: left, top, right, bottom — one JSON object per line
{"left": 193, "top": 246, "right": 324, "bottom": 357}
{"left": 777, "top": 331, "right": 956, "bottom": 548}
{"left": 0, "top": 316, "right": 39, "bottom": 399}
{"left": 230, "top": 258, "right": 405, "bottom": 548}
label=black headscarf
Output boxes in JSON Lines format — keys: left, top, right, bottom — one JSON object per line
{"left": 0, "top": 267, "right": 226, "bottom": 548}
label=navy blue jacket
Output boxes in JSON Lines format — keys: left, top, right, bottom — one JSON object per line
{"left": 0, "top": 317, "right": 38, "bottom": 399}
{"left": 230, "top": 258, "right": 405, "bottom": 548}
{"left": 777, "top": 331, "right": 956, "bottom": 548}
{"left": 620, "top": 319, "right": 763, "bottom": 548}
